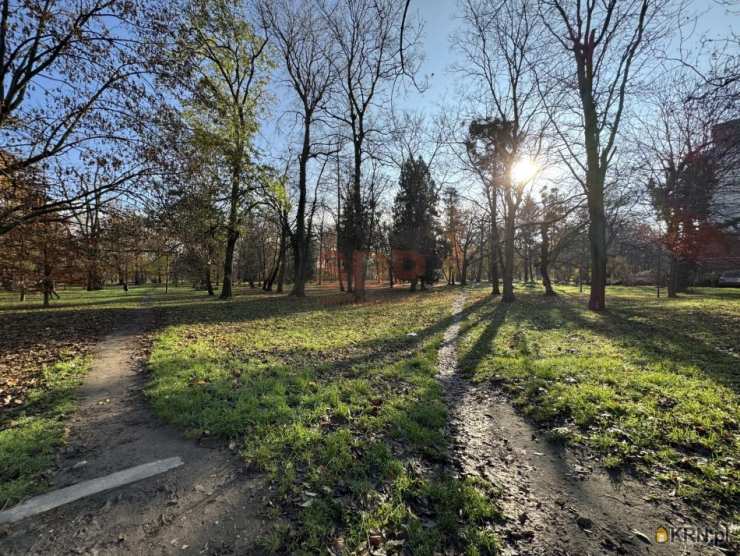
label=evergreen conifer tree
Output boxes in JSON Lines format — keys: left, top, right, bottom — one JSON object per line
{"left": 391, "top": 157, "right": 441, "bottom": 290}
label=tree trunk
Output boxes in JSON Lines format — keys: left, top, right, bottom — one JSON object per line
{"left": 344, "top": 249, "right": 353, "bottom": 293}
{"left": 277, "top": 226, "right": 287, "bottom": 293}
{"left": 490, "top": 224, "right": 501, "bottom": 295}
{"left": 205, "top": 265, "right": 214, "bottom": 296}
{"left": 221, "top": 228, "right": 237, "bottom": 299}
{"left": 541, "top": 263, "right": 554, "bottom": 296}
{"left": 86, "top": 258, "right": 103, "bottom": 291}
{"left": 352, "top": 133, "right": 365, "bottom": 302}
{"left": 667, "top": 255, "right": 680, "bottom": 298}
{"left": 291, "top": 121, "right": 311, "bottom": 297}
{"left": 540, "top": 221, "right": 555, "bottom": 296}
{"left": 317, "top": 224, "right": 324, "bottom": 286}
{"left": 353, "top": 250, "right": 365, "bottom": 301}
{"left": 264, "top": 262, "right": 278, "bottom": 291}
{"left": 291, "top": 242, "right": 308, "bottom": 297}
{"left": 587, "top": 194, "right": 607, "bottom": 310}
{"left": 491, "top": 255, "right": 500, "bottom": 295}
{"left": 220, "top": 171, "right": 240, "bottom": 300}
{"left": 336, "top": 155, "right": 345, "bottom": 293}
{"left": 502, "top": 201, "right": 516, "bottom": 303}
{"left": 42, "top": 246, "right": 52, "bottom": 307}
{"left": 581, "top": 61, "right": 608, "bottom": 311}
{"left": 338, "top": 253, "right": 345, "bottom": 291}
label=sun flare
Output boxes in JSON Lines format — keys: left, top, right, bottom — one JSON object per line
{"left": 511, "top": 159, "right": 538, "bottom": 183}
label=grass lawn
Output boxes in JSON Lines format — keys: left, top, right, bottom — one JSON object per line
{"left": 0, "top": 284, "right": 321, "bottom": 509}
{"left": 146, "top": 286, "right": 501, "bottom": 554}
{"left": 0, "top": 285, "right": 178, "bottom": 508}
{"left": 0, "top": 357, "right": 90, "bottom": 508}
{"left": 457, "top": 285, "right": 739, "bottom": 520}
{"left": 3, "top": 281, "right": 737, "bottom": 546}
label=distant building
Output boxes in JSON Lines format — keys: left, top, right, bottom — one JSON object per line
{"left": 698, "top": 119, "right": 740, "bottom": 275}
{"left": 710, "top": 118, "right": 740, "bottom": 231}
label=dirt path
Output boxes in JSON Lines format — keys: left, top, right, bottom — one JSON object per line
{"left": 438, "top": 293, "right": 721, "bottom": 556}
{"left": 1, "top": 303, "right": 267, "bottom": 556}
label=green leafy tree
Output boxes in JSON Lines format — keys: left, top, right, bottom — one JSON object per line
{"left": 175, "top": 0, "right": 274, "bottom": 299}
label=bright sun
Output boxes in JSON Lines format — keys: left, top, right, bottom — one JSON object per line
{"left": 511, "top": 159, "right": 538, "bottom": 184}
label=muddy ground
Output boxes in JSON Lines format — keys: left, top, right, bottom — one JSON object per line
{"left": 0, "top": 292, "right": 731, "bottom": 555}
{"left": 439, "top": 294, "right": 728, "bottom": 556}
{"left": 0, "top": 305, "right": 269, "bottom": 555}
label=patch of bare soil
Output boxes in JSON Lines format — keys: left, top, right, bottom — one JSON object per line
{"left": 439, "top": 293, "right": 727, "bottom": 556}
{"left": 0, "top": 303, "right": 269, "bottom": 555}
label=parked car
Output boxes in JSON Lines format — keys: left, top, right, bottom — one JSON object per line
{"left": 718, "top": 270, "right": 740, "bottom": 287}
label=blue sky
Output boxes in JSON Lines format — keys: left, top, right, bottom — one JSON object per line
{"left": 261, "top": 0, "right": 739, "bottom": 151}
{"left": 409, "top": 0, "right": 738, "bottom": 112}
{"left": 255, "top": 0, "right": 740, "bottom": 214}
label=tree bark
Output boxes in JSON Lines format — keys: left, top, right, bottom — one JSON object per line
{"left": 476, "top": 230, "right": 485, "bottom": 282}
{"left": 502, "top": 199, "right": 516, "bottom": 303}
{"left": 317, "top": 223, "right": 324, "bottom": 286}
{"left": 338, "top": 253, "right": 345, "bottom": 291}
{"left": 291, "top": 116, "right": 311, "bottom": 297}
{"left": 461, "top": 250, "right": 469, "bottom": 286}
{"left": 540, "top": 221, "right": 555, "bottom": 296}
{"left": 277, "top": 225, "right": 287, "bottom": 293}
{"left": 541, "top": 263, "right": 554, "bottom": 296}
{"left": 291, "top": 244, "right": 307, "bottom": 296}
{"left": 490, "top": 222, "right": 501, "bottom": 295}
{"left": 667, "top": 254, "right": 680, "bottom": 298}
{"left": 205, "top": 265, "right": 214, "bottom": 296}
{"left": 587, "top": 188, "right": 607, "bottom": 310}
{"left": 352, "top": 137, "right": 365, "bottom": 302}
{"left": 220, "top": 170, "right": 240, "bottom": 300}
{"left": 221, "top": 227, "right": 237, "bottom": 299}
{"left": 353, "top": 249, "right": 365, "bottom": 301}
{"left": 336, "top": 155, "right": 345, "bottom": 293}
{"left": 582, "top": 81, "right": 608, "bottom": 310}
{"left": 85, "top": 237, "right": 103, "bottom": 291}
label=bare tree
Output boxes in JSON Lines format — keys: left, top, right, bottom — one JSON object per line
{"left": 261, "top": 0, "right": 336, "bottom": 297}
{"left": 538, "top": 0, "right": 670, "bottom": 310}
{"left": 321, "top": 0, "right": 421, "bottom": 302}
{"left": 537, "top": 186, "right": 585, "bottom": 295}
{"left": 455, "top": 0, "right": 546, "bottom": 302}
{"left": 0, "top": 0, "right": 165, "bottom": 235}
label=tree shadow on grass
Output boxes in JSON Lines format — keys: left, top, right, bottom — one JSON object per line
{"left": 456, "top": 301, "right": 511, "bottom": 379}
{"left": 144, "top": 293, "right": 494, "bottom": 438}
{"left": 466, "top": 292, "right": 739, "bottom": 517}
{"left": 140, "top": 290, "right": 503, "bottom": 553}
{"left": 550, "top": 295, "right": 740, "bottom": 396}
{"left": 1, "top": 286, "right": 456, "bottom": 428}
